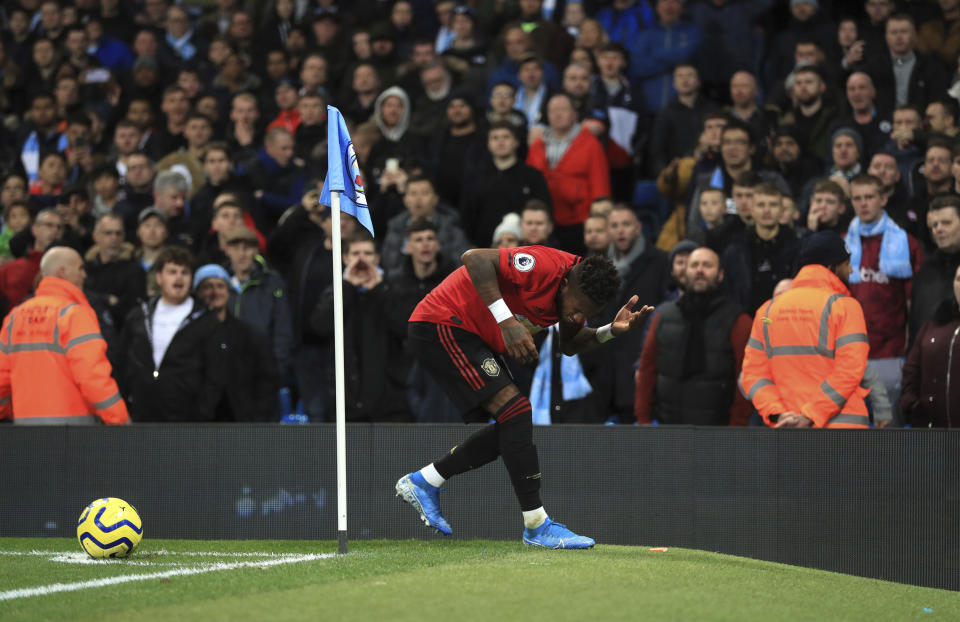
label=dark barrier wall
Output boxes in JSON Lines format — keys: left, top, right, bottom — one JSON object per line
{"left": 1, "top": 425, "right": 958, "bottom": 591}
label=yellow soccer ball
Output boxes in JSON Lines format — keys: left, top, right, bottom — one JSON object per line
{"left": 76, "top": 498, "right": 144, "bottom": 558}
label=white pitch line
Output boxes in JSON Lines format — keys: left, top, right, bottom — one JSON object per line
{"left": 0, "top": 550, "right": 309, "bottom": 558}
{"left": 0, "top": 553, "right": 336, "bottom": 602}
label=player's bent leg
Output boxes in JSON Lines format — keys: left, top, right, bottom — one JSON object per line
{"left": 486, "top": 388, "right": 595, "bottom": 550}
{"left": 395, "top": 471, "right": 452, "bottom": 535}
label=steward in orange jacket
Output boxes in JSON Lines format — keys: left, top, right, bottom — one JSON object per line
{"left": 0, "top": 248, "right": 129, "bottom": 425}
{"left": 740, "top": 231, "right": 871, "bottom": 428}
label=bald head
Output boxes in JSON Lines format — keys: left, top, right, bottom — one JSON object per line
{"left": 40, "top": 246, "right": 86, "bottom": 289}
{"left": 684, "top": 247, "right": 723, "bottom": 293}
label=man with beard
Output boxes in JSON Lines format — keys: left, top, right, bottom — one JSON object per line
{"left": 780, "top": 65, "right": 837, "bottom": 166}
{"left": 427, "top": 91, "right": 484, "bottom": 208}
{"left": 634, "top": 246, "right": 751, "bottom": 425}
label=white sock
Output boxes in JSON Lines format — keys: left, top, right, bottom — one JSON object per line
{"left": 419, "top": 463, "right": 445, "bottom": 488}
{"left": 522, "top": 507, "right": 548, "bottom": 529}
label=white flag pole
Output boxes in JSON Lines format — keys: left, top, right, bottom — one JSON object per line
{"left": 330, "top": 189, "right": 348, "bottom": 555}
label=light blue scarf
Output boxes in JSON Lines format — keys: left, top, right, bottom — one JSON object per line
{"left": 166, "top": 31, "right": 196, "bottom": 61}
{"left": 530, "top": 325, "right": 593, "bottom": 425}
{"left": 20, "top": 131, "right": 68, "bottom": 182}
{"left": 846, "top": 211, "right": 913, "bottom": 284}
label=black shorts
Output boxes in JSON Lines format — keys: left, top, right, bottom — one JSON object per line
{"left": 408, "top": 321, "right": 514, "bottom": 413}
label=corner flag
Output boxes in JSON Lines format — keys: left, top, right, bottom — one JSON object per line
{"left": 320, "top": 105, "right": 375, "bottom": 236}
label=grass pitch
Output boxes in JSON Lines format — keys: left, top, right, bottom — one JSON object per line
{"left": 0, "top": 538, "right": 956, "bottom": 621}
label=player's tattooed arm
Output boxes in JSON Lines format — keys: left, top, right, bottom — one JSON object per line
{"left": 462, "top": 249, "right": 538, "bottom": 364}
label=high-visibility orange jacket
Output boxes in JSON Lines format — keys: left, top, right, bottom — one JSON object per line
{"left": 739, "top": 265, "right": 871, "bottom": 429}
{"left": 0, "top": 276, "right": 129, "bottom": 425}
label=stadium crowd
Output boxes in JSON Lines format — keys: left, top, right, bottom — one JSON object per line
{"left": 0, "top": 0, "right": 959, "bottom": 428}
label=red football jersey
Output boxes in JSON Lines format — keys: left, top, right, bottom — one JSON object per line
{"left": 409, "top": 246, "right": 582, "bottom": 353}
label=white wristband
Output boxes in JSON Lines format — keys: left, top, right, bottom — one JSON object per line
{"left": 488, "top": 298, "right": 513, "bottom": 324}
{"left": 596, "top": 323, "right": 615, "bottom": 343}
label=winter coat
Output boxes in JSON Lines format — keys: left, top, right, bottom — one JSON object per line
{"left": 459, "top": 159, "right": 551, "bottom": 247}
{"left": 629, "top": 21, "right": 702, "bottom": 113}
{"left": 740, "top": 264, "right": 871, "bottom": 428}
{"left": 118, "top": 297, "right": 226, "bottom": 422}
{"left": 910, "top": 249, "right": 960, "bottom": 344}
{"left": 527, "top": 128, "right": 611, "bottom": 227}
{"left": 83, "top": 242, "right": 146, "bottom": 331}
{"left": 902, "top": 298, "right": 960, "bottom": 428}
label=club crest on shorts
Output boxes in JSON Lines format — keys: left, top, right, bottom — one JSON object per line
{"left": 481, "top": 358, "right": 501, "bottom": 377}
{"left": 513, "top": 252, "right": 535, "bottom": 272}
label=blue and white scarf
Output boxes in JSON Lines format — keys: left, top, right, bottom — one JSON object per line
{"left": 20, "top": 131, "right": 68, "bottom": 182}
{"left": 166, "top": 31, "right": 197, "bottom": 61}
{"left": 846, "top": 211, "right": 913, "bottom": 284}
{"left": 530, "top": 324, "right": 593, "bottom": 425}
{"left": 515, "top": 83, "right": 547, "bottom": 127}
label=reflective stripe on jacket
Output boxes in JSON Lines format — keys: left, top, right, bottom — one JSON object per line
{"left": 0, "top": 276, "right": 129, "bottom": 424}
{"left": 739, "top": 265, "right": 871, "bottom": 428}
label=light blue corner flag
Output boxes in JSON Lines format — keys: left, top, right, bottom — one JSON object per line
{"left": 320, "top": 106, "right": 374, "bottom": 236}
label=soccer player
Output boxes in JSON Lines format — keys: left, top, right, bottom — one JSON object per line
{"left": 396, "top": 245, "right": 652, "bottom": 548}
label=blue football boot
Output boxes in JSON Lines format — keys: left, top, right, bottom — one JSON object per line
{"left": 395, "top": 472, "right": 452, "bottom": 535}
{"left": 522, "top": 518, "right": 595, "bottom": 549}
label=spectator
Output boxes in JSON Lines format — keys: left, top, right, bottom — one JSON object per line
{"left": 118, "top": 246, "right": 225, "bottom": 421}
{"left": 779, "top": 66, "right": 838, "bottom": 166}
{"left": 648, "top": 64, "right": 716, "bottom": 174}
{"left": 597, "top": 0, "right": 655, "bottom": 45}
{"left": 840, "top": 71, "right": 892, "bottom": 159}
{"left": 514, "top": 54, "right": 553, "bottom": 128}
{"left": 766, "top": 0, "right": 835, "bottom": 87}
{"left": 222, "top": 225, "right": 294, "bottom": 381}
{"left": 294, "top": 91, "right": 328, "bottom": 174}
{"left": 182, "top": 112, "right": 213, "bottom": 163}
{"left": 83, "top": 213, "right": 145, "bottom": 331}
{"left": 589, "top": 41, "right": 645, "bottom": 201}
{"left": 0, "top": 246, "right": 129, "bottom": 425}
{"left": 901, "top": 263, "right": 960, "bottom": 428}
{"left": 517, "top": 0, "right": 574, "bottom": 68}
{"left": 721, "top": 184, "right": 800, "bottom": 313}
{"left": 195, "top": 265, "right": 280, "bottom": 423}
{"left": 341, "top": 63, "right": 381, "bottom": 126}
{"left": 726, "top": 71, "right": 773, "bottom": 145}
{"left": 380, "top": 175, "right": 472, "bottom": 273}
{"left": 846, "top": 173, "right": 925, "bottom": 424}
{"left": 0, "top": 202, "right": 31, "bottom": 263}
{"left": 409, "top": 58, "right": 457, "bottom": 133}
{"left": 866, "top": 149, "right": 908, "bottom": 215}
{"left": 583, "top": 213, "right": 609, "bottom": 256}
{"left": 487, "top": 23, "right": 560, "bottom": 95}
{"left": 740, "top": 230, "right": 871, "bottom": 428}
{"left": 312, "top": 231, "right": 412, "bottom": 422}
{"left": 428, "top": 91, "right": 484, "bottom": 209}
{"left": 486, "top": 81, "right": 529, "bottom": 146}
{"left": 582, "top": 204, "right": 668, "bottom": 422}
{"left": 806, "top": 179, "right": 851, "bottom": 235}
{"left": 492, "top": 213, "right": 523, "bottom": 248}
{"left": 884, "top": 104, "right": 924, "bottom": 196}
{"left": 910, "top": 195, "right": 960, "bottom": 342}
{"left": 134, "top": 207, "right": 168, "bottom": 298}
{"left": 386, "top": 219, "right": 459, "bottom": 422}
{"left": 195, "top": 199, "right": 243, "bottom": 266}
{"left": 519, "top": 200, "right": 560, "bottom": 247}
{"left": 28, "top": 152, "right": 68, "bottom": 212}
{"left": 136, "top": 170, "right": 191, "bottom": 248}
{"left": 629, "top": 0, "right": 701, "bottom": 113}
{"left": 688, "top": 187, "right": 742, "bottom": 255}
{"left": 225, "top": 92, "right": 263, "bottom": 165}
{"left": 902, "top": 139, "right": 954, "bottom": 250}
{"left": 189, "top": 142, "right": 251, "bottom": 240}
{"left": 0, "top": 209, "right": 63, "bottom": 308}
{"left": 858, "top": 13, "right": 948, "bottom": 114}
{"left": 147, "top": 85, "right": 190, "bottom": 160}
{"left": 768, "top": 125, "right": 822, "bottom": 202}
{"left": 115, "top": 152, "right": 156, "bottom": 229}
{"left": 90, "top": 165, "right": 121, "bottom": 219}
{"left": 243, "top": 127, "right": 306, "bottom": 230}
{"left": 367, "top": 86, "right": 420, "bottom": 183}
{"left": 635, "top": 246, "right": 752, "bottom": 425}
{"left": 797, "top": 127, "right": 865, "bottom": 212}
{"left": 527, "top": 93, "right": 610, "bottom": 254}
{"left": 924, "top": 98, "right": 960, "bottom": 138}
{"left": 460, "top": 122, "right": 551, "bottom": 248}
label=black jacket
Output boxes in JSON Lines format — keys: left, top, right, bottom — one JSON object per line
{"left": 312, "top": 279, "right": 412, "bottom": 422}
{"left": 83, "top": 244, "right": 146, "bottom": 332}
{"left": 459, "top": 160, "right": 551, "bottom": 248}
{"left": 649, "top": 94, "right": 716, "bottom": 174}
{"left": 858, "top": 52, "right": 948, "bottom": 115}
{"left": 910, "top": 249, "right": 960, "bottom": 345}
{"left": 385, "top": 254, "right": 458, "bottom": 334}
{"left": 582, "top": 241, "right": 670, "bottom": 419}
{"left": 721, "top": 227, "right": 800, "bottom": 313}
{"left": 119, "top": 297, "right": 226, "bottom": 422}
{"left": 213, "top": 313, "right": 280, "bottom": 422}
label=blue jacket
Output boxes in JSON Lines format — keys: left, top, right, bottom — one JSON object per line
{"left": 487, "top": 58, "right": 560, "bottom": 95}
{"left": 629, "top": 21, "right": 702, "bottom": 112}
{"left": 689, "top": 0, "right": 775, "bottom": 82}
{"left": 91, "top": 36, "right": 134, "bottom": 72}
{"left": 596, "top": 3, "right": 655, "bottom": 44}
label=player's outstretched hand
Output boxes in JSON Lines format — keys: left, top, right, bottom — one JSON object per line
{"left": 610, "top": 295, "right": 654, "bottom": 337}
{"left": 501, "top": 318, "right": 538, "bottom": 364}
